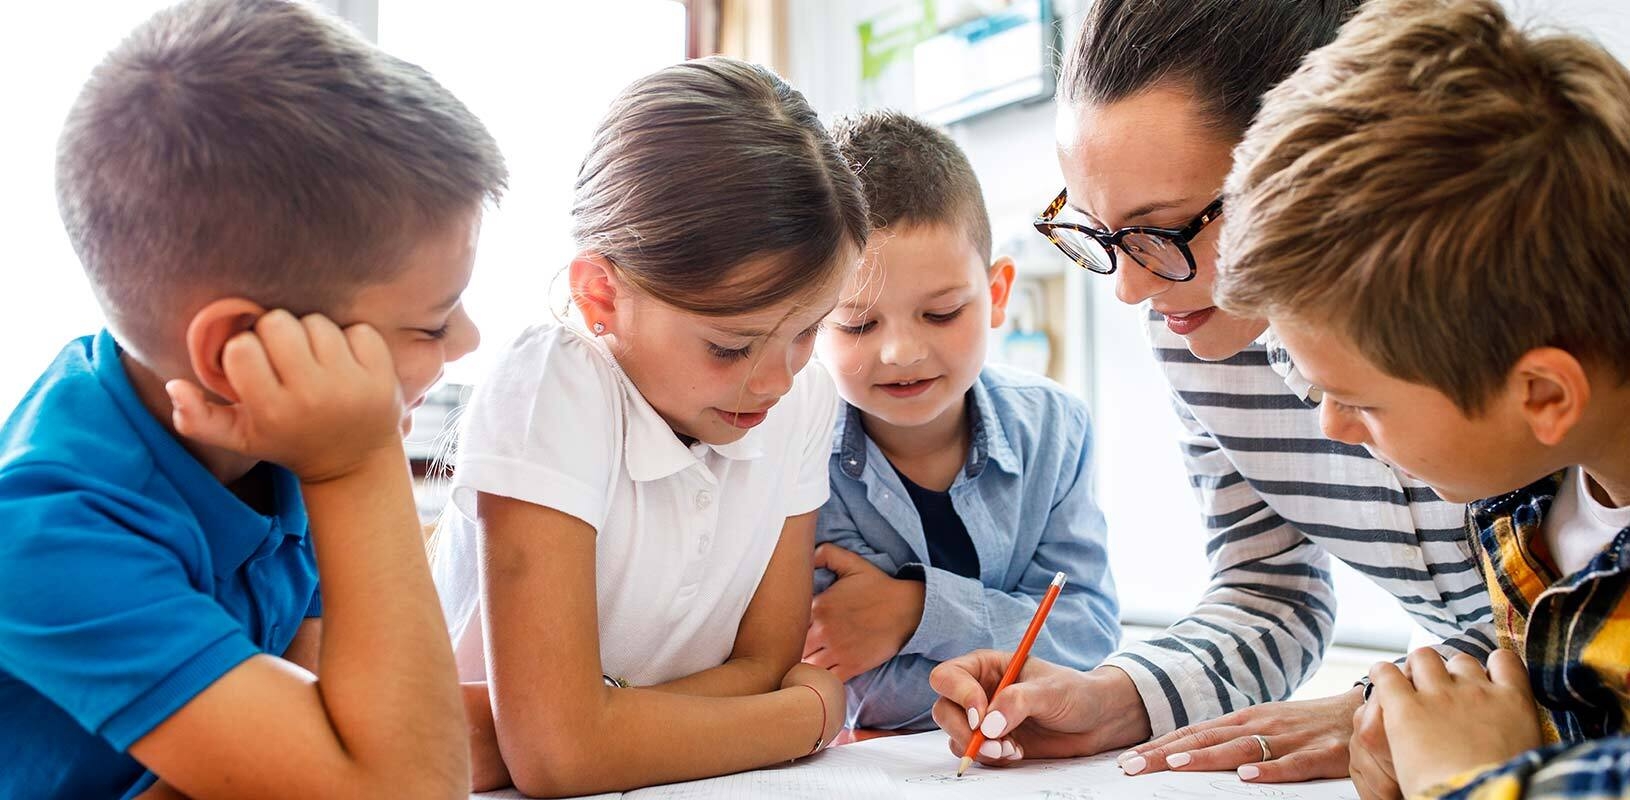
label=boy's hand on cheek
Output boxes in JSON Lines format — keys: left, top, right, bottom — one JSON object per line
{"left": 802, "top": 545, "right": 924, "bottom": 682}
{"left": 1372, "top": 649, "right": 1541, "bottom": 798}
{"left": 166, "top": 310, "right": 406, "bottom": 483}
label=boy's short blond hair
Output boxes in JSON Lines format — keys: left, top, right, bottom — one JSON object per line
{"left": 56, "top": 0, "right": 507, "bottom": 357}
{"left": 831, "top": 110, "right": 992, "bottom": 264}
{"left": 1216, "top": 0, "right": 1630, "bottom": 413}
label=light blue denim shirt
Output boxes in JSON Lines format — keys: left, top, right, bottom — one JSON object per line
{"left": 816, "top": 364, "right": 1121, "bottom": 730}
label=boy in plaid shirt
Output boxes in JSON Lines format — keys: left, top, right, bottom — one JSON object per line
{"left": 1215, "top": 0, "right": 1630, "bottom": 797}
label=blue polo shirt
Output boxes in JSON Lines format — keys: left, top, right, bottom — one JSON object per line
{"left": 0, "top": 330, "right": 320, "bottom": 799}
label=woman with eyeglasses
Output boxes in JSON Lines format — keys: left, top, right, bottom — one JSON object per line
{"left": 929, "top": 0, "right": 1496, "bottom": 791}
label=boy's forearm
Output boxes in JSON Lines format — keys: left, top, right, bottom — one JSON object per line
{"left": 898, "top": 566, "right": 990, "bottom": 659}
{"left": 300, "top": 443, "right": 467, "bottom": 791}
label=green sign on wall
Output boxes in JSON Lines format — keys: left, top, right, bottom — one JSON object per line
{"left": 857, "top": 0, "right": 938, "bottom": 80}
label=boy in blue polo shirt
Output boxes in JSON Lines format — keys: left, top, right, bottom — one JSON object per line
{"left": 807, "top": 111, "right": 1120, "bottom": 733}
{"left": 0, "top": 1, "right": 506, "bottom": 798}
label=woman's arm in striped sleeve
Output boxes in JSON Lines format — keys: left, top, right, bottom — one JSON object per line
{"left": 1100, "top": 395, "right": 1336, "bottom": 735}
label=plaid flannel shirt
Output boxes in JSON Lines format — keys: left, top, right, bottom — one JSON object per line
{"left": 1428, "top": 473, "right": 1630, "bottom": 799}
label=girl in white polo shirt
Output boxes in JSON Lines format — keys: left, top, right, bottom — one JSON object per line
{"left": 429, "top": 57, "right": 869, "bottom": 796}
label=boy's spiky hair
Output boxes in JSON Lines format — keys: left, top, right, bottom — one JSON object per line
{"left": 832, "top": 110, "right": 992, "bottom": 263}
{"left": 1217, "top": 0, "right": 1630, "bottom": 412}
{"left": 57, "top": 0, "right": 508, "bottom": 355}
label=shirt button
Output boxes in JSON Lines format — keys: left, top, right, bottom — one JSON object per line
{"left": 696, "top": 490, "right": 712, "bottom": 509}
{"left": 698, "top": 536, "right": 712, "bottom": 553}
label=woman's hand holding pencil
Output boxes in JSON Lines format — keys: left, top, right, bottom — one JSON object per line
{"left": 947, "top": 572, "right": 1070, "bottom": 775}
{"left": 929, "top": 613, "right": 1155, "bottom": 769}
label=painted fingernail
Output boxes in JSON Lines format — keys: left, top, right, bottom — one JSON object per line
{"left": 1122, "top": 756, "right": 1147, "bottom": 775}
{"left": 1167, "top": 752, "right": 1192, "bottom": 768}
{"left": 1239, "top": 765, "right": 1261, "bottom": 781}
{"left": 1010, "top": 743, "right": 1024, "bottom": 761}
{"left": 1001, "top": 739, "right": 1016, "bottom": 758}
{"left": 967, "top": 707, "right": 979, "bottom": 730}
{"left": 979, "top": 740, "right": 1003, "bottom": 759}
{"left": 1117, "top": 750, "right": 1138, "bottom": 764}
{"left": 980, "top": 710, "right": 1008, "bottom": 738}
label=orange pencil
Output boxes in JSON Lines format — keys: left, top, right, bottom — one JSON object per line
{"left": 957, "top": 571, "right": 1068, "bottom": 777}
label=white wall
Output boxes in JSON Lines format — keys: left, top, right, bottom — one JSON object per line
{"left": 1513, "top": 0, "right": 1630, "bottom": 61}
{"left": 782, "top": 0, "right": 1630, "bottom": 649}
{"left": 0, "top": 2, "right": 196, "bottom": 418}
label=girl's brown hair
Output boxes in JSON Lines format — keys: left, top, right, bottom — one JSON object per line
{"left": 571, "top": 57, "right": 869, "bottom": 317}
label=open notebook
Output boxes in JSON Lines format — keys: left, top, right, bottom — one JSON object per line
{"left": 473, "top": 730, "right": 1361, "bottom": 799}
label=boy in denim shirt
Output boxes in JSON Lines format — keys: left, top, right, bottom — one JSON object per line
{"left": 809, "top": 110, "right": 1120, "bottom": 734}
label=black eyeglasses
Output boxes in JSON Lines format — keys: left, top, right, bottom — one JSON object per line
{"left": 1033, "top": 187, "right": 1224, "bottom": 282}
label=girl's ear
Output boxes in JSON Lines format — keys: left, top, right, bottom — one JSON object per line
{"left": 1509, "top": 347, "right": 1590, "bottom": 447}
{"left": 184, "top": 298, "right": 266, "bottom": 403}
{"left": 987, "top": 256, "right": 1017, "bottom": 329}
{"left": 569, "top": 252, "right": 621, "bottom": 334}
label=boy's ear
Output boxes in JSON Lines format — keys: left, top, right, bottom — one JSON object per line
{"left": 1510, "top": 347, "right": 1591, "bottom": 447}
{"left": 184, "top": 298, "right": 266, "bottom": 404}
{"left": 569, "top": 252, "right": 621, "bottom": 333}
{"left": 987, "top": 256, "right": 1017, "bottom": 329}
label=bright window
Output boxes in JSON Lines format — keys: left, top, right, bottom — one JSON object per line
{"left": 0, "top": 1, "right": 687, "bottom": 418}
{"left": 377, "top": 1, "right": 687, "bottom": 387}
{"left": 0, "top": 2, "right": 180, "bottom": 417}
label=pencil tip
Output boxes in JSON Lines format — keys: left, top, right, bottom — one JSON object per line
{"left": 957, "top": 756, "right": 973, "bottom": 777}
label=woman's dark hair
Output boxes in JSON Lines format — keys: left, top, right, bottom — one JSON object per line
{"left": 1060, "top": 0, "right": 1364, "bottom": 135}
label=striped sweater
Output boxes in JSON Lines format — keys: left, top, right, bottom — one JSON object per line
{"left": 1101, "top": 316, "right": 1498, "bottom": 734}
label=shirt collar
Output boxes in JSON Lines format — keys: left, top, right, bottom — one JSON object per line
{"left": 93, "top": 329, "right": 308, "bottom": 578}
{"left": 1470, "top": 470, "right": 1630, "bottom": 597}
{"left": 967, "top": 373, "right": 1019, "bottom": 478}
{"left": 1260, "top": 326, "right": 1324, "bottom": 407}
{"left": 579, "top": 331, "right": 766, "bottom": 483}
{"left": 1470, "top": 471, "right": 1566, "bottom": 528}
{"left": 833, "top": 371, "right": 1018, "bottom": 481}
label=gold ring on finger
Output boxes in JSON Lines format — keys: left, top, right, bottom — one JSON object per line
{"left": 1251, "top": 734, "right": 1272, "bottom": 762}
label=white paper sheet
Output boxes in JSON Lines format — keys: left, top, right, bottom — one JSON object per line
{"left": 473, "top": 764, "right": 896, "bottom": 800}
{"left": 473, "top": 731, "right": 1361, "bottom": 799}
{"left": 810, "top": 731, "right": 1361, "bottom": 800}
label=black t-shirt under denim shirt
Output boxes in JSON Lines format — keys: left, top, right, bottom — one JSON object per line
{"left": 888, "top": 461, "right": 980, "bottom": 580}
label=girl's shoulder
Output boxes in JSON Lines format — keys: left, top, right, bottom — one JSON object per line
{"left": 494, "top": 320, "right": 617, "bottom": 373}
{"left": 470, "top": 321, "right": 628, "bottom": 424}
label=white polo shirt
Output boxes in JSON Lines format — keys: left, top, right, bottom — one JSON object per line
{"left": 430, "top": 322, "right": 836, "bottom": 686}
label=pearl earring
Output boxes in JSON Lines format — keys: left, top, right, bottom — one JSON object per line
{"left": 592, "top": 321, "right": 606, "bottom": 335}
